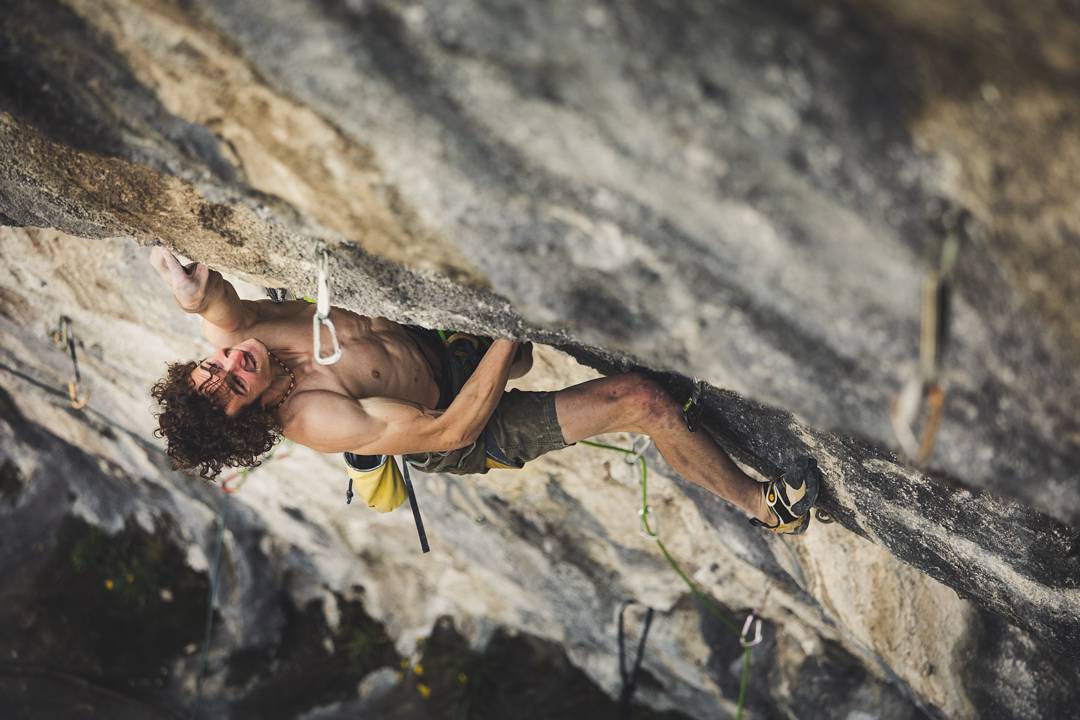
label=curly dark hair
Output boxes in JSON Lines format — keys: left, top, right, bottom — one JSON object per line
{"left": 150, "top": 360, "right": 282, "bottom": 480}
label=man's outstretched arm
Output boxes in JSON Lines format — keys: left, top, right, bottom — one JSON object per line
{"left": 148, "top": 246, "right": 256, "bottom": 335}
{"left": 285, "top": 340, "right": 521, "bottom": 456}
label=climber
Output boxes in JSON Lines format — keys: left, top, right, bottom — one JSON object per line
{"left": 148, "top": 247, "right": 819, "bottom": 533}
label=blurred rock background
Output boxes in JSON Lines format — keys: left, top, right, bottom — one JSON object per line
{"left": 0, "top": 1, "right": 1077, "bottom": 718}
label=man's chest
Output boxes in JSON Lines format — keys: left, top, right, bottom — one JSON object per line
{"left": 246, "top": 304, "right": 429, "bottom": 401}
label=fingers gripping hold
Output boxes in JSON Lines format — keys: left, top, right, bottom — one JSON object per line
{"left": 149, "top": 245, "right": 213, "bottom": 311}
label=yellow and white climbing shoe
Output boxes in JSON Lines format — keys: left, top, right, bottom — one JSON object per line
{"left": 751, "top": 457, "right": 822, "bottom": 535}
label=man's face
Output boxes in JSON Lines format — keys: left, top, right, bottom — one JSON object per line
{"left": 190, "top": 338, "right": 274, "bottom": 416}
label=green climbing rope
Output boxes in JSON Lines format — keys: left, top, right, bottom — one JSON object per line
{"left": 581, "top": 439, "right": 755, "bottom": 719}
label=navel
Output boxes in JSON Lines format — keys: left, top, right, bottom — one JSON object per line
{"left": 371, "top": 369, "right": 381, "bottom": 379}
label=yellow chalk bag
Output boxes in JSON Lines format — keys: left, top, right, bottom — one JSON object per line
{"left": 344, "top": 454, "right": 407, "bottom": 513}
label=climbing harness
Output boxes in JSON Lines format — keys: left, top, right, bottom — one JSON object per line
{"left": 890, "top": 205, "right": 965, "bottom": 464}
{"left": 312, "top": 242, "right": 342, "bottom": 366}
{"left": 50, "top": 316, "right": 90, "bottom": 409}
{"left": 582, "top": 437, "right": 757, "bottom": 719}
{"left": 617, "top": 600, "right": 655, "bottom": 719}
{"left": 265, "top": 287, "right": 289, "bottom": 303}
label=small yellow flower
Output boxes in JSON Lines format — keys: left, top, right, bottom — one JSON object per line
{"left": 395, "top": 671, "right": 404, "bottom": 681}
{"left": 104, "top": 579, "right": 114, "bottom": 590}
{"left": 458, "top": 672, "right": 468, "bottom": 685}
{"left": 126, "top": 573, "right": 134, "bottom": 583}
{"left": 417, "top": 683, "right": 431, "bottom": 699}
{"left": 400, "top": 659, "right": 409, "bottom": 669}
{"left": 413, "top": 663, "right": 424, "bottom": 676}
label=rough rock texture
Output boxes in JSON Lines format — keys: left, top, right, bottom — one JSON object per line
{"left": 1, "top": 0, "right": 1078, "bottom": 718}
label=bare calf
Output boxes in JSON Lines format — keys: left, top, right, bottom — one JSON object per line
{"left": 554, "top": 373, "right": 771, "bottom": 523}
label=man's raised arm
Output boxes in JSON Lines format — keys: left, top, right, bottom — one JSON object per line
{"left": 149, "top": 246, "right": 256, "bottom": 334}
{"left": 286, "top": 339, "right": 521, "bottom": 456}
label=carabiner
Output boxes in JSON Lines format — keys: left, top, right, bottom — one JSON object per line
{"left": 638, "top": 505, "right": 659, "bottom": 539}
{"left": 54, "top": 316, "right": 90, "bottom": 410}
{"left": 740, "top": 613, "right": 763, "bottom": 647}
{"left": 889, "top": 377, "right": 944, "bottom": 464}
{"left": 312, "top": 244, "right": 342, "bottom": 365}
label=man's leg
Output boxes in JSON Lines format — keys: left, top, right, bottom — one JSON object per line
{"left": 554, "top": 373, "right": 773, "bottom": 524}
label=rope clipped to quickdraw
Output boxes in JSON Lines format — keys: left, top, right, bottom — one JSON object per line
{"left": 312, "top": 241, "right": 342, "bottom": 366}
{"left": 218, "top": 441, "right": 294, "bottom": 494}
{"left": 581, "top": 437, "right": 757, "bottom": 719}
{"left": 50, "top": 316, "right": 90, "bottom": 409}
{"left": 890, "top": 204, "right": 967, "bottom": 464}
{"left": 617, "top": 600, "right": 655, "bottom": 719}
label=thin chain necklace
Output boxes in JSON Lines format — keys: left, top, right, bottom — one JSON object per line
{"left": 267, "top": 349, "right": 296, "bottom": 410}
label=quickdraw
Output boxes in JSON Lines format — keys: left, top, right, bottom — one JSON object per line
{"left": 51, "top": 316, "right": 90, "bottom": 410}
{"left": 581, "top": 437, "right": 760, "bottom": 718}
{"left": 623, "top": 437, "right": 659, "bottom": 538}
{"left": 740, "top": 613, "right": 763, "bottom": 648}
{"left": 889, "top": 203, "right": 967, "bottom": 464}
{"left": 740, "top": 583, "right": 771, "bottom": 648}
{"left": 312, "top": 242, "right": 342, "bottom": 366}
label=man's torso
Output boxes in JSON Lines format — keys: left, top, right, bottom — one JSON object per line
{"left": 208, "top": 300, "right": 443, "bottom": 421}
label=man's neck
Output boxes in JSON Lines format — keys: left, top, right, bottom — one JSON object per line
{"left": 261, "top": 349, "right": 297, "bottom": 411}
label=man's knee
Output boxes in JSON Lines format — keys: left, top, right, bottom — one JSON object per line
{"left": 615, "top": 372, "right": 673, "bottom": 428}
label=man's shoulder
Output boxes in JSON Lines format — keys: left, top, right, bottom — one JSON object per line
{"left": 277, "top": 389, "right": 359, "bottom": 439}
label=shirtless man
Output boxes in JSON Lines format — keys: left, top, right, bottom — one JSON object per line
{"left": 148, "top": 247, "right": 819, "bottom": 534}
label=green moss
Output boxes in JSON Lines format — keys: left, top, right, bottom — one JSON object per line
{"left": 23, "top": 515, "right": 207, "bottom": 691}
{"left": 229, "top": 591, "right": 402, "bottom": 717}
{"left": 376, "top": 616, "right": 694, "bottom": 720}
{"left": 67, "top": 521, "right": 173, "bottom": 608}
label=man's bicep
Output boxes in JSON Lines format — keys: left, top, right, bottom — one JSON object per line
{"left": 284, "top": 392, "right": 452, "bottom": 456}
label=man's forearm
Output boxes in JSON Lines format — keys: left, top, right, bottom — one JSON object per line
{"left": 181, "top": 271, "right": 251, "bottom": 332}
{"left": 436, "top": 339, "right": 519, "bottom": 446}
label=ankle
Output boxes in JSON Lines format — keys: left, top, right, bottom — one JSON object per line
{"left": 753, "top": 491, "right": 774, "bottom": 524}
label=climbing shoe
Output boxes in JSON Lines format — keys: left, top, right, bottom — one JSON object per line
{"left": 750, "top": 456, "right": 822, "bottom": 535}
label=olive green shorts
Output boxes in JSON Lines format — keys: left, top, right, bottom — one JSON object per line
{"left": 403, "top": 332, "right": 571, "bottom": 475}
